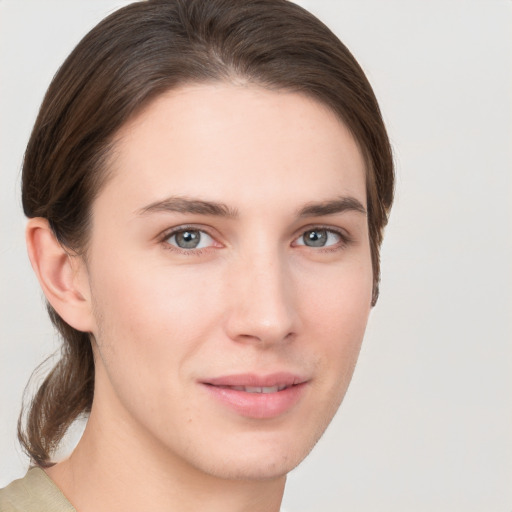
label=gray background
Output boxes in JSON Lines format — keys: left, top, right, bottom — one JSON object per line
{"left": 1, "top": 1, "right": 511, "bottom": 510}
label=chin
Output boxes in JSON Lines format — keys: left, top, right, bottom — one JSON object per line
{"left": 179, "top": 420, "right": 329, "bottom": 482}
{"left": 199, "top": 449, "right": 302, "bottom": 482}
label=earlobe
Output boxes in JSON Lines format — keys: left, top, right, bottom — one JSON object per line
{"left": 26, "top": 218, "right": 95, "bottom": 333}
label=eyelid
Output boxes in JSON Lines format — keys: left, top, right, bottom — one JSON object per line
{"left": 159, "top": 224, "right": 223, "bottom": 253}
{"left": 157, "top": 223, "right": 353, "bottom": 255}
{"left": 292, "top": 224, "right": 351, "bottom": 240}
{"left": 291, "top": 225, "right": 353, "bottom": 249}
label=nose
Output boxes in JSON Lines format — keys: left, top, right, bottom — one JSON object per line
{"left": 223, "top": 249, "right": 299, "bottom": 347}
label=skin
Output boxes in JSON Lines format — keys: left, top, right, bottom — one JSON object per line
{"left": 28, "top": 83, "right": 373, "bottom": 512}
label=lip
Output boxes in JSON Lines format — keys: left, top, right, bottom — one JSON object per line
{"left": 201, "top": 372, "right": 309, "bottom": 419}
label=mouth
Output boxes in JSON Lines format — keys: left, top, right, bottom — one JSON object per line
{"left": 201, "top": 373, "right": 309, "bottom": 419}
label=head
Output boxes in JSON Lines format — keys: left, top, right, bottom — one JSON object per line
{"left": 20, "top": 0, "right": 393, "bottom": 475}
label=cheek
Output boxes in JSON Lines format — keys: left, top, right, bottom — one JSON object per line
{"left": 300, "top": 257, "right": 373, "bottom": 381}
{"left": 87, "top": 258, "right": 223, "bottom": 430}
{"left": 106, "top": 280, "right": 193, "bottom": 342}
{"left": 302, "top": 254, "right": 372, "bottom": 332}
{"left": 89, "top": 254, "right": 225, "bottom": 371}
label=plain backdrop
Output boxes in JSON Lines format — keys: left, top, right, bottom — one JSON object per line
{"left": 1, "top": 1, "right": 511, "bottom": 511}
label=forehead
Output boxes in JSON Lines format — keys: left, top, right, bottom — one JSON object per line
{"left": 99, "top": 83, "right": 367, "bottom": 216}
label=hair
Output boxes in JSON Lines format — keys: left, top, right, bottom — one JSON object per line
{"left": 18, "top": 0, "right": 394, "bottom": 467}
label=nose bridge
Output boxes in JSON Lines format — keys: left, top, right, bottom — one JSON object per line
{"left": 225, "top": 244, "right": 298, "bottom": 345}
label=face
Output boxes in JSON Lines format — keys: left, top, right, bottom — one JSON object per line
{"left": 82, "top": 83, "right": 372, "bottom": 480}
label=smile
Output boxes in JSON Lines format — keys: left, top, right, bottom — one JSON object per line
{"left": 201, "top": 373, "right": 309, "bottom": 419}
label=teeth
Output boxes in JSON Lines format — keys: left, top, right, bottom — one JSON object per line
{"left": 216, "top": 384, "right": 289, "bottom": 393}
{"left": 224, "top": 385, "right": 288, "bottom": 393}
{"left": 247, "top": 386, "right": 276, "bottom": 393}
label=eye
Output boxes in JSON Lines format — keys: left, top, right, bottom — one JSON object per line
{"left": 165, "top": 228, "right": 216, "bottom": 250}
{"left": 294, "top": 228, "right": 342, "bottom": 248}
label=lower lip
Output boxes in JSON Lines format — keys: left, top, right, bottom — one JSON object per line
{"left": 202, "top": 383, "right": 308, "bottom": 419}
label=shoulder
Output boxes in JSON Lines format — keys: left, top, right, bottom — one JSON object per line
{"left": 0, "top": 468, "right": 76, "bottom": 512}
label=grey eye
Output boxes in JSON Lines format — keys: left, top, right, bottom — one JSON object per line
{"left": 173, "top": 230, "right": 201, "bottom": 249}
{"left": 166, "top": 229, "right": 216, "bottom": 250}
{"left": 303, "top": 229, "right": 328, "bottom": 247}
{"left": 295, "top": 228, "right": 342, "bottom": 248}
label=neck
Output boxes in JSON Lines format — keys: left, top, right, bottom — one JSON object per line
{"left": 46, "top": 401, "right": 286, "bottom": 512}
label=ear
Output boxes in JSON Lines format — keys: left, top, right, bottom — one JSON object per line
{"left": 26, "top": 218, "right": 95, "bottom": 333}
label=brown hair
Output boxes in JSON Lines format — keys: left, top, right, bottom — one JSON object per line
{"left": 19, "top": 0, "right": 394, "bottom": 466}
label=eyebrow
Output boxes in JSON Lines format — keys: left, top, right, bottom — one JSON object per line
{"left": 136, "top": 195, "right": 366, "bottom": 219}
{"left": 297, "top": 196, "right": 366, "bottom": 217}
{"left": 137, "top": 196, "right": 239, "bottom": 218}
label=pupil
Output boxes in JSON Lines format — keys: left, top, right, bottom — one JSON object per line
{"left": 176, "top": 230, "right": 200, "bottom": 248}
{"left": 304, "top": 229, "right": 327, "bottom": 247}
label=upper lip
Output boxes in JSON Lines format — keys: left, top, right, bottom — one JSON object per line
{"left": 202, "top": 372, "right": 308, "bottom": 388}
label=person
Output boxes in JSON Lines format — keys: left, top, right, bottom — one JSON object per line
{"left": 0, "top": 0, "right": 393, "bottom": 511}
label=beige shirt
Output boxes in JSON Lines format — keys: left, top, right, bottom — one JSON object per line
{"left": 0, "top": 467, "right": 75, "bottom": 512}
{"left": 0, "top": 468, "right": 290, "bottom": 511}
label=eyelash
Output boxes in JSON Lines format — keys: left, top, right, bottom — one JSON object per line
{"left": 295, "top": 226, "right": 353, "bottom": 253}
{"left": 159, "top": 225, "right": 217, "bottom": 256}
{"left": 159, "top": 225, "right": 353, "bottom": 255}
